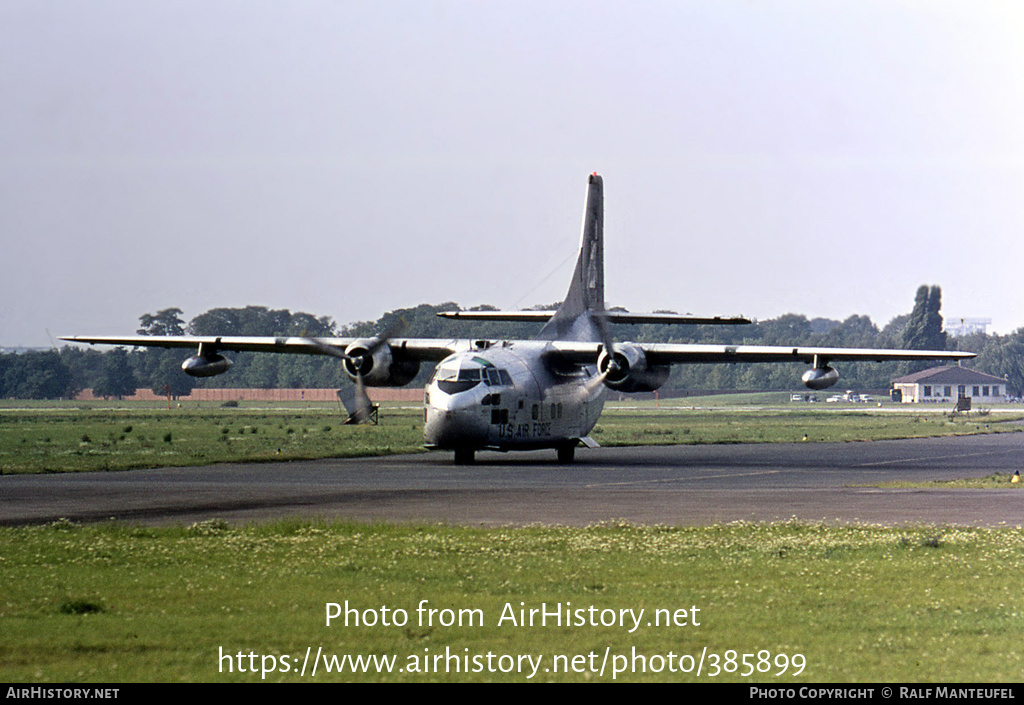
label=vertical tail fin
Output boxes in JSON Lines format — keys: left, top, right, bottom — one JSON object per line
{"left": 538, "top": 173, "right": 605, "bottom": 341}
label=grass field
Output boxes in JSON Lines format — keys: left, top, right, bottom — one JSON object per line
{"left": 2, "top": 519, "right": 1023, "bottom": 682}
{"left": 1, "top": 399, "right": 1021, "bottom": 474}
{"left": 0, "top": 403, "right": 425, "bottom": 474}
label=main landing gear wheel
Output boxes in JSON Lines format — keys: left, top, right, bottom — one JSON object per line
{"left": 556, "top": 443, "right": 576, "bottom": 464}
{"left": 453, "top": 448, "right": 476, "bottom": 465}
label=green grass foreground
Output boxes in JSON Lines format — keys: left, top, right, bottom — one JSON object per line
{"left": 2, "top": 401, "right": 1021, "bottom": 474}
{"left": 1, "top": 520, "right": 1022, "bottom": 682}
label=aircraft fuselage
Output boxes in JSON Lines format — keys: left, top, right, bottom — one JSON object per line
{"left": 423, "top": 341, "right": 605, "bottom": 461}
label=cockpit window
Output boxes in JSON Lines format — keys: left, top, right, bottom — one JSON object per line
{"left": 436, "top": 366, "right": 482, "bottom": 395}
{"left": 483, "top": 368, "right": 513, "bottom": 387}
{"left": 433, "top": 359, "right": 512, "bottom": 395}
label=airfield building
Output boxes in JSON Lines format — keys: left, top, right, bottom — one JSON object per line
{"left": 892, "top": 366, "right": 1007, "bottom": 404}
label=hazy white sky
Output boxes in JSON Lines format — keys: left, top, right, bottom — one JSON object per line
{"left": 3, "top": 1, "right": 1023, "bottom": 347}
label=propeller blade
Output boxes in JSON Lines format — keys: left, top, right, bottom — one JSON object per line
{"left": 307, "top": 317, "right": 406, "bottom": 424}
{"left": 304, "top": 337, "right": 353, "bottom": 361}
{"left": 337, "top": 378, "right": 374, "bottom": 424}
{"left": 591, "top": 306, "right": 620, "bottom": 379}
{"left": 350, "top": 372, "right": 374, "bottom": 424}
{"left": 364, "top": 317, "right": 408, "bottom": 355}
{"left": 576, "top": 365, "right": 611, "bottom": 401}
{"left": 574, "top": 309, "right": 616, "bottom": 403}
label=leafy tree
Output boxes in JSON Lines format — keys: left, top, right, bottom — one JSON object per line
{"left": 922, "top": 286, "right": 947, "bottom": 350}
{"left": 960, "top": 330, "right": 1024, "bottom": 396}
{"left": 821, "top": 315, "right": 878, "bottom": 348}
{"left": 132, "top": 349, "right": 195, "bottom": 398}
{"left": 756, "top": 314, "right": 814, "bottom": 345}
{"left": 809, "top": 317, "right": 841, "bottom": 335}
{"left": 1, "top": 351, "right": 76, "bottom": 399}
{"left": 879, "top": 313, "right": 911, "bottom": 348}
{"left": 900, "top": 285, "right": 948, "bottom": 374}
{"left": 138, "top": 308, "right": 187, "bottom": 336}
{"left": 92, "top": 348, "right": 137, "bottom": 399}
{"left": 188, "top": 306, "right": 294, "bottom": 337}
{"left": 901, "top": 285, "right": 947, "bottom": 351}
{"left": 289, "top": 312, "right": 336, "bottom": 338}
{"left": 59, "top": 347, "right": 106, "bottom": 393}
{"left": 238, "top": 353, "right": 280, "bottom": 389}
{"left": 132, "top": 308, "right": 196, "bottom": 397}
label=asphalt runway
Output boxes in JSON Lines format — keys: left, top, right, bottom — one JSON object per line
{"left": 3, "top": 433, "right": 1024, "bottom": 527}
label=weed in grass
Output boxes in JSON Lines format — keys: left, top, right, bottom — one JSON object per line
{"left": 403, "top": 627, "right": 433, "bottom": 640}
{"left": 186, "top": 519, "right": 230, "bottom": 535}
{"left": 58, "top": 599, "right": 105, "bottom": 615}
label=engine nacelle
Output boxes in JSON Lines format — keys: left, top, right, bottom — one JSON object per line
{"left": 342, "top": 339, "right": 420, "bottom": 387}
{"left": 597, "top": 342, "right": 671, "bottom": 393}
{"left": 181, "top": 352, "right": 233, "bottom": 378}
{"left": 802, "top": 365, "right": 840, "bottom": 390}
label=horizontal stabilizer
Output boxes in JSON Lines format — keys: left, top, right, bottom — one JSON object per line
{"left": 437, "top": 310, "right": 750, "bottom": 325}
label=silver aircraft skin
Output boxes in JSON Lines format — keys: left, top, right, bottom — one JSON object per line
{"left": 424, "top": 341, "right": 605, "bottom": 464}
{"left": 63, "top": 173, "right": 974, "bottom": 464}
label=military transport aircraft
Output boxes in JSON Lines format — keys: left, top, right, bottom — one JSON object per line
{"left": 62, "top": 173, "right": 974, "bottom": 464}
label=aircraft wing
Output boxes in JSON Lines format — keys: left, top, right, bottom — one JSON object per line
{"left": 640, "top": 343, "right": 975, "bottom": 366}
{"left": 59, "top": 335, "right": 462, "bottom": 362}
{"left": 548, "top": 341, "right": 976, "bottom": 366}
{"left": 63, "top": 335, "right": 976, "bottom": 366}
{"left": 63, "top": 334, "right": 976, "bottom": 367}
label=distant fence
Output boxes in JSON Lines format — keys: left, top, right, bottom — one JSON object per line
{"left": 75, "top": 388, "right": 425, "bottom": 403}
{"left": 75, "top": 387, "right": 878, "bottom": 403}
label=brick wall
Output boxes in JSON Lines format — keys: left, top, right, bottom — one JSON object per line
{"left": 76, "top": 387, "right": 425, "bottom": 402}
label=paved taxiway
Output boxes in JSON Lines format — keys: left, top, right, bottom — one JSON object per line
{"left": 2, "top": 433, "right": 1023, "bottom": 527}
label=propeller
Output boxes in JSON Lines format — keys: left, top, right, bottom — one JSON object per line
{"left": 575, "top": 306, "right": 618, "bottom": 401}
{"left": 304, "top": 317, "right": 407, "bottom": 424}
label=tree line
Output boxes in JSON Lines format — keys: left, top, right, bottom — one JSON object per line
{"left": 3, "top": 286, "right": 1017, "bottom": 399}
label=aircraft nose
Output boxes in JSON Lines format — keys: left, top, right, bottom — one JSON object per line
{"left": 424, "top": 388, "right": 488, "bottom": 448}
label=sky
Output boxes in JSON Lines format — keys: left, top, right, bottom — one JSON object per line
{"left": 2, "top": 1, "right": 1023, "bottom": 347}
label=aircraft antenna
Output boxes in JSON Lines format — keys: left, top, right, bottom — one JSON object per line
{"left": 509, "top": 250, "right": 576, "bottom": 310}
